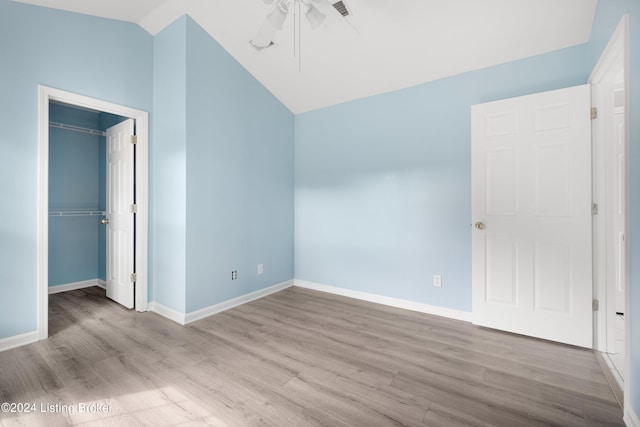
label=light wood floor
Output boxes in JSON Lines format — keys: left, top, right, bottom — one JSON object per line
{"left": 0, "top": 286, "right": 623, "bottom": 426}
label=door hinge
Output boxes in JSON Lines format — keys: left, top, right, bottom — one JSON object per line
{"left": 130, "top": 273, "right": 137, "bottom": 283}
{"left": 130, "top": 135, "right": 137, "bottom": 145}
{"left": 591, "top": 107, "right": 598, "bottom": 120}
{"left": 592, "top": 203, "right": 598, "bottom": 215}
{"left": 593, "top": 299, "right": 599, "bottom": 311}
{"left": 130, "top": 204, "right": 137, "bottom": 213}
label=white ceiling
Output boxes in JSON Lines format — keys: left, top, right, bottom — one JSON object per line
{"left": 14, "top": 0, "right": 597, "bottom": 113}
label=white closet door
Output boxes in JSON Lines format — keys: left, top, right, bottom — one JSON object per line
{"left": 106, "top": 119, "right": 135, "bottom": 309}
{"left": 471, "top": 85, "right": 592, "bottom": 348}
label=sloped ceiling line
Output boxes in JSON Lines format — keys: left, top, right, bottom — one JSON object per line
{"left": 13, "top": 0, "right": 597, "bottom": 113}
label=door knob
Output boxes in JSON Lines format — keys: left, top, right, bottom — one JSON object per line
{"left": 474, "top": 221, "right": 485, "bottom": 230}
{"left": 100, "top": 218, "right": 109, "bottom": 225}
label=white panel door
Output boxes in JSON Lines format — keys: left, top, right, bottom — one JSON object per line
{"left": 471, "top": 85, "right": 592, "bottom": 348}
{"left": 106, "top": 119, "right": 135, "bottom": 309}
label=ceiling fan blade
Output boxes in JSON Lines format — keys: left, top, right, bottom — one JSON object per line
{"left": 251, "top": 17, "right": 278, "bottom": 48}
{"left": 306, "top": 4, "right": 326, "bottom": 30}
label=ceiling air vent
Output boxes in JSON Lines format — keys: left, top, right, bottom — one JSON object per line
{"left": 332, "top": 1, "right": 350, "bottom": 17}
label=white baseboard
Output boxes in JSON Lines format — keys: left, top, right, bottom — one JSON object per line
{"left": 148, "top": 302, "right": 187, "bottom": 325}
{"left": 626, "top": 405, "right": 640, "bottom": 427}
{"left": 49, "top": 278, "right": 106, "bottom": 294}
{"left": 185, "top": 280, "right": 293, "bottom": 324}
{"left": 293, "top": 279, "right": 472, "bottom": 322}
{"left": 0, "top": 330, "right": 39, "bottom": 353}
{"left": 149, "top": 280, "right": 294, "bottom": 325}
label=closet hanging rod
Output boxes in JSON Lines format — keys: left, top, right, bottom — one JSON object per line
{"left": 49, "top": 210, "right": 106, "bottom": 217}
{"left": 49, "top": 121, "right": 106, "bottom": 137}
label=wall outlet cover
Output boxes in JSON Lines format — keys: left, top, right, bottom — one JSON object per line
{"left": 433, "top": 275, "right": 442, "bottom": 287}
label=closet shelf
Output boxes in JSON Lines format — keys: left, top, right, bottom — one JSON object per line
{"left": 49, "top": 210, "right": 106, "bottom": 217}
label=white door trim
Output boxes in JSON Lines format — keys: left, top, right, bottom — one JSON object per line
{"left": 37, "top": 85, "right": 149, "bottom": 340}
{"left": 588, "top": 13, "right": 630, "bottom": 414}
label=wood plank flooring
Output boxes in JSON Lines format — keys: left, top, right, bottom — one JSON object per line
{"left": 0, "top": 286, "right": 623, "bottom": 426}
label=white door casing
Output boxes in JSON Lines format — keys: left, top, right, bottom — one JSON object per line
{"left": 471, "top": 84, "right": 593, "bottom": 348}
{"left": 38, "top": 86, "right": 148, "bottom": 341}
{"left": 106, "top": 119, "right": 135, "bottom": 309}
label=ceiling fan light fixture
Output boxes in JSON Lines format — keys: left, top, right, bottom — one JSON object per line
{"left": 305, "top": 4, "right": 326, "bottom": 30}
{"left": 310, "top": 0, "right": 330, "bottom": 13}
{"left": 267, "top": 0, "right": 290, "bottom": 30}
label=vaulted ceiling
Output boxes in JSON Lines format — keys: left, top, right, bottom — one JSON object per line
{"left": 13, "top": 0, "right": 597, "bottom": 113}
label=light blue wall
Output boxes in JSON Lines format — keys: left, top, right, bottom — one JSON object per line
{"left": 149, "top": 16, "right": 294, "bottom": 313}
{"left": 151, "top": 16, "right": 188, "bottom": 312}
{"left": 48, "top": 217, "right": 100, "bottom": 285}
{"left": 0, "top": 0, "right": 152, "bottom": 338}
{"left": 184, "top": 18, "right": 294, "bottom": 312}
{"left": 589, "top": 0, "right": 640, "bottom": 417}
{"left": 294, "top": 45, "right": 589, "bottom": 311}
{"left": 49, "top": 103, "right": 103, "bottom": 286}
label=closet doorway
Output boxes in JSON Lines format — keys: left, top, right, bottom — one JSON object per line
{"left": 37, "top": 86, "right": 149, "bottom": 340}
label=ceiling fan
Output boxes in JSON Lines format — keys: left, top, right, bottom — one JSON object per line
{"left": 251, "top": 0, "right": 351, "bottom": 50}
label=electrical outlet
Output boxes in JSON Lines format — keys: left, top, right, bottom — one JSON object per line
{"left": 257, "top": 264, "right": 264, "bottom": 275}
{"left": 231, "top": 270, "right": 238, "bottom": 280}
{"left": 433, "top": 275, "right": 442, "bottom": 287}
